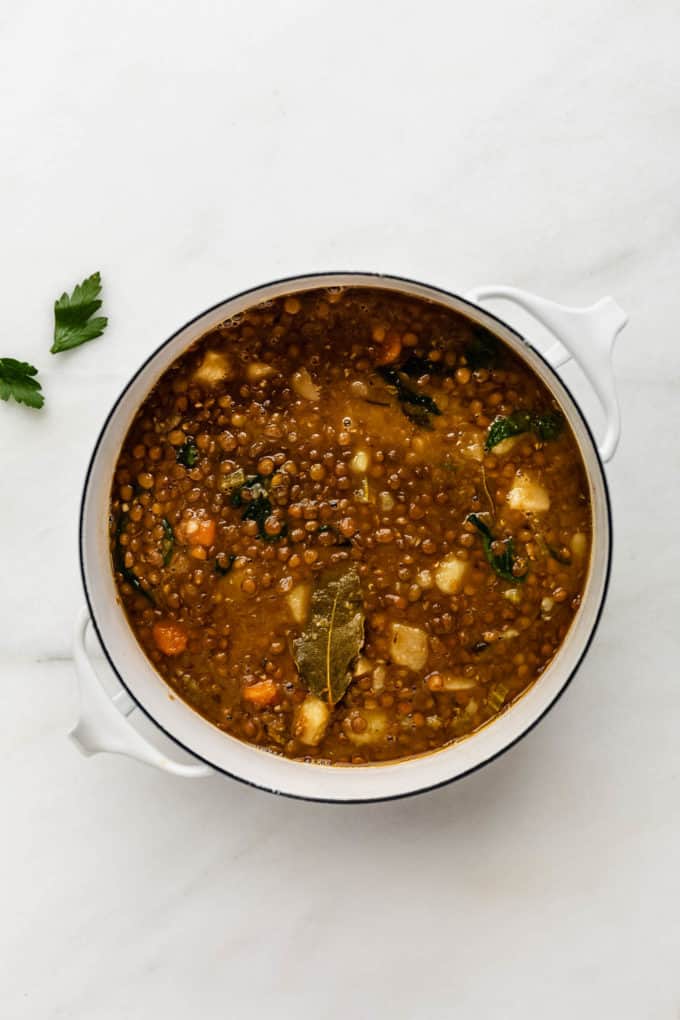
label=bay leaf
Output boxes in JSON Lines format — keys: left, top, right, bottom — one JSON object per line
{"left": 292, "top": 566, "right": 365, "bottom": 704}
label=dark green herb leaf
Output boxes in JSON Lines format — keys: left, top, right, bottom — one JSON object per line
{"left": 229, "top": 473, "right": 287, "bottom": 540}
{"left": 532, "top": 412, "right": 563, "bottom": 441}
{"left": 242, "top": 493, "right": 273, "bottom": 538}
{"left": 485, "top": 409, "right": 564, "bottom": 450}
{"left": 467, "top": 513, "right": 526, "bottom": 583}
{"left": 176, "top": 440, "right": 199, "bottom": 468}
{"left": 377, "top": 365, "right": 441, "bottom": 428}
{"left": 399, "top": 354, "right": 444, "bottom": 378}
{"left": 545, "top": 541, "right": 571, "bottom": 565}
{"left": 51, "top": 271, "right": 108, "bottom": 353}
{"left": 485, "top": 411, "right": 533, "bottom": 450}
{"left": 464, "top": 328, "right": 498, "bottom": 370}
{"left": 161, "top": 518, "right": 174, "bottom": 566}
{"left": 0, "top": 358, "right": 44, "bottom": 409}
{"left": 114, "top": 514, "right": 155, "bottom": 603}
{"left": 242, "top": 491, "right": 288, "bottom": 541}
{"left": 292, "top": 566, "right": 365, "bottom": 704}
{"left": 215, "top": 553, "right": 236, "bottom": 576}
{"left": 402, "top": 403, "right": 436, "bottom": 430}
{"left": 243, "top": 474, "right": 267, "bottom": 491}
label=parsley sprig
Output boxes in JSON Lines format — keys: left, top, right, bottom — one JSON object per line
{"left": 0, "top": 358, "right": 44, "bottom": 409}
{"left": 51, "top": 271, "right": 108, "bottom": 354}
{"left": 1, "top": 271, "right": 109, "bottom": 415}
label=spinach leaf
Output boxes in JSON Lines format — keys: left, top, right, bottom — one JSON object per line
{"left": 467, "top": 513, "right": 526, "bottom": 583}
{"left": 242, "top": 493, "right": 273, "bottom": 539}
{"left": 485, "top": 410, "right": 564, "bottom": 450}
{"left": 377, "top": 365, "right": 441, "bottom": 429}
{"left": 230, "top": 473, "right": 266, "bottom": 508}
{"left": 231, "top": 473, "right": 287, "bottom": 541}
{"left": 176, "top": 440, "right": 199, "bottom": 468}
{"left": 532, "top": 412, "right": 563, "bottom": 441}
{"left": 402, "top": 403, "right": 438, "bottom": 429}
{"left": 545, "top": 541, "right": 571, "bottom": 565}
{"left": 485, "top": 411, "right": 533, "bottom": 450}
{"left": 399, "top": 354, "right": 444, "bottom": 378}
{"left": 464, "top": 328, "right": 498, "bottom": 370}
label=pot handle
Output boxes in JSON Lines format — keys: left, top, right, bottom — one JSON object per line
{"left": 465, "top": 285, "right": 628, "bottom": 462}
{"left": 70, "top": 607, "right": 212, "bottom": 778}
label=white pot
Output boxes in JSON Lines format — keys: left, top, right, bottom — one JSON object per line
{"left": 73, "top": 274, "right": 627, "bottom": 802}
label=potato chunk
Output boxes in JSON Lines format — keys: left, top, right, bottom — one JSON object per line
{"left": 571, "top": 532, "right": 588, "bottom": 559}
{"left": 506, "top": 473, "right": 550, "bottom": 512}
{"left": 294, "top": 695, "right": 330, "bottom": 746}
{"left": 344, "top": 709, "right": 388, "bottom": 746}
{"left": 390, "top": 623, "right": 428, "bottom": 671}
{"left": 459, "top": 428, "right": 485, "bottom": 462}
{"left": 246, "top": 360, "right": 275, "bottom": 382}
{"left": 192, "top": 350, "right": 232, "bottom": 385}
{"left": 350, "top": 449, "right": 370, "bottom": 473}
{"left": 353, "top": 655, "right": 373, "bottom": 677}
{"left": 287, "top": 583, "right": 311, "bottom": 624}
{"left": 434, "top": 553, "right": 467, "bottom": 594}
{"left": 493, "top": 436, "right": 519, "bottom": 456}
{"left": 291, "top": 367, "right": 320, "bottom": 401}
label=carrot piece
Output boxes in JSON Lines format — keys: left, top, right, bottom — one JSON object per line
{"left": 152, "top": 621, "right": 188, "bottom": 656}
{"left": 375, "top": 333, "right": 402, "bottom": 365}
{"left": 179, "top": 516, "right": 216, "bottom": 547}
{"left": 242, "top": 678, "right": 279, "bottom": 707}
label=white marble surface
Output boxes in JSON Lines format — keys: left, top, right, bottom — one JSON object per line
{"left": 1, "top": 1, "right": 679, "bottom": 1016}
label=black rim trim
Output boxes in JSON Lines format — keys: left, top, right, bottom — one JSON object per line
{"left": 78, "top": 270, "right": 613, "bottom": 804}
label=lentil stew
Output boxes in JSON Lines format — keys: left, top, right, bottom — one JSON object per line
{"left": 109, "top": 287, "right": 591, "bottom": 765}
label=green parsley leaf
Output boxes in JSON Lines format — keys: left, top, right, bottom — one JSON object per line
{"left": 0, "top": 358, "right": 44, "bottom": 409}
{"left": 51, "top": 271, "right": 108, "bottom": 353}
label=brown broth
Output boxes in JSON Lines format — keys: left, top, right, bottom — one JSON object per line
{"left": 110, "top": 287, "right": 591, "bottom": 764}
